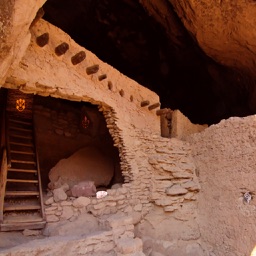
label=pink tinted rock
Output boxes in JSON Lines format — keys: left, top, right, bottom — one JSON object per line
{"left": 48, "top": 147, "right": 115, "bottom": 188}
{"left": 71, "top": 181, "right": 97, "bottom": 197}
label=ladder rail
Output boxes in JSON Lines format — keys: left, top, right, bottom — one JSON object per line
{"left": 0, "top": 148, "right": 8, "bottom": 223}
{"left": 1, "top": 90, "right": 46, "bottom": 231}
{"left": 33, "top": 116, "right": 45, "bottom": 220}
{"left": 5, "top": 115, "right": 11, "bottom": 168}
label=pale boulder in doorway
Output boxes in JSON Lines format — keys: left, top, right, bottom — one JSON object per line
{"left": 48, "top": 147, "right": 115, "bottom": 188}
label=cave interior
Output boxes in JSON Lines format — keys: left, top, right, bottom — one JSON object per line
{"left": 42, "top": 0, "right": 255, "bottom": 125}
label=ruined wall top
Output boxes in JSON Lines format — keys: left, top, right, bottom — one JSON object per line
{"left": 3, "top": 18, "right": 160, "bottom": 133}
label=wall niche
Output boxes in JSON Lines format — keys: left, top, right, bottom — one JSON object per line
{"left": 33, "top": 95, "right": 123, "bottom": 191}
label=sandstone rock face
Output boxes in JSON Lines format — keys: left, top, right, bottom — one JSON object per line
{"left": 188, "top": 115, "right": 256, "bottom": 255}
{"left": 169, "top": 0, "right": 256, "bottom": 73}
{"left": 0, "top": 0, "right": 46, "bottom": 84}
{"left": 48, "top": 147, "right": 115, "bottom": 188}
{"left": 138, "top": 0, "right": 256, "bottom": 119}
{"left": 143, "top": 0, "right": 256, "bottom": 75}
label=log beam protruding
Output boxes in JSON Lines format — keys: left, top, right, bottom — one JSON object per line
{"left": 36, "top": 33, "right": 49, "bottom": 47}
{"left": 55, "top": 42, "right": 69, "bottom": 56}
{"left": 71, "top": 51, "right": 86, "bottom": 65}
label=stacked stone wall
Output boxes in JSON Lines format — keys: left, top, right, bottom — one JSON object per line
{"left": 40, "top": 127, "right": 202, "bottom": 255}
{"left": 0, "top": 12, "right": 204, "bottom": 256}
{"left": 171, "top": 110, "right": 207, "bottom": 140}
{"left": 149, "top": 137, "right": 200, "bottom": 212}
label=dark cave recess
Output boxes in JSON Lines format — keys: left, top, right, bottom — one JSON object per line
{"left": 32, "top": 95, "right": 123, "bottom": 189}
{"left": 42, "top": 0, "right": 254, "bottom": 125}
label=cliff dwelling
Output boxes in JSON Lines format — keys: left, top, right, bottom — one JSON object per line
{"left": 1, "top": 1, "right": 256, "bottom": 256}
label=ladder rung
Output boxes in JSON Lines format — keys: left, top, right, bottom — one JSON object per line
{"left": 7, "top": 179, "right": 38, "bottom": 183}
{"left": 10, "top": 150, "right": 35, "bottom": 155}
{"left": 10, "top": 127, "right": 32, "bottom": 132}
{"left": 10, "top": 134, "right": 33, "bottom": 139}
{"left": 2, "top": 214, "right": 44, "bottom": 224}
{"left": 11, "top": 160, "right": 36, "bottom": 164}
{"left": 4, "top": 203, "right": 41, "bottom": 211}
{"left": 10, "top": 142, "right": 33, "bottom": 147}
{"left": 5, "top": 191, "right": 39, "bottom": 196}
{"left": 9, "top": 119, "right": 32, "bottom": 126}
{"left": 8, "top": 168, "right": 37, "bottom": 173}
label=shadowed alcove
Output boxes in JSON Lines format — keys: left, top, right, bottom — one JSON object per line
{"left": 42, "top": 0, "right": 255, "bottom": 125}
{"left": 0, "top": 88, "right": 123, "bottom": 192}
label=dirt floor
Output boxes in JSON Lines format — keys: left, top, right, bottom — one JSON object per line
{"left": 0, "top": 212, "right": 101, "bottom": 252}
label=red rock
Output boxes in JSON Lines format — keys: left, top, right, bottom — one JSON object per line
{"left": 71, "top": 181, "right": 97, "bottom": 197}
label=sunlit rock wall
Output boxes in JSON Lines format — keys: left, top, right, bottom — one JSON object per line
{"left": 188, "top": 116, "right": 256, "bottom": 256}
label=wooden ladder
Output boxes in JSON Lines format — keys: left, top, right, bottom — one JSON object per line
{"left": 0, "top": 114, "right": 45, "bottom": 231}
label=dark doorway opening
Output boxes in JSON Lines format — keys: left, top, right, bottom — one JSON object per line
{"left": 0, "top": 88, "right": 123, "bottom": 193}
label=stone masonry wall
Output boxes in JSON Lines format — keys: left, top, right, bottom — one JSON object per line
{"left": 5, "top": 19, "right": 160, "bottom": 133}
{"left": 0, "top": 11, "right": 203, "bottom": 256}
{"left": 40, "top": 128, "right": 202, "bottom": 255}
{"left": 187, "top": 116, "right": 256, "bottom": 256}
{"left": 171, "top": 110, "right": 207, "bottom": 140}
{"left": 42, "top": 126, "right": 156, "bottom": 222}
{"left": 149, "top": 137, "right": 200, "bottom": 212}
{"left": 4, "top": 18, "right": 161, "bottom": 189}
{"left": 0, "top": 125, "right": 202, "bottom": 255}
{"left": 136, "top": 135, "right": 203, "bottom": 255}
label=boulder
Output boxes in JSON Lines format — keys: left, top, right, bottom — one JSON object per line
{"left": 48, "top": 147, "right": 114, "bottom": 188}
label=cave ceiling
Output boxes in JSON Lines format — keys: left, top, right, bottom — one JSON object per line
{"left": 42, "top": 0, "right": 256, "bottom": 125}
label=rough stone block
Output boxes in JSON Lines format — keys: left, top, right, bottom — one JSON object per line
{"left": 120, "top": 231, "right": 135, "bottom": 240}
{"left": 106, "top": 213, "right": 133, "bottom": 228}
{"left": 116, "top": 237, "right": 143, "bottom": 254}
{"left": 73, "top": 196, "right": 91, "bottom": 208}
{"left": 60, "top": 201, "right": 72, "bottom": 206}
{"left": 93, "top": 241, "right": 115, "bottom": 252}
{"left": 134, "top": 204, "right": 143, "bottom": 212}
{"left": 155, "top": 197, "right": 182, "bottom": 206}
{"left": 94, "top": 202, "right": 106, "bottom": 210}
{"left": 107, "top": 202, "right": 117, "bottom": 207}
{"left": 53, "top": 187, "right": 68, "bottom": 202}
{"left": 166, "top": 184, "right": 188, "bottom": 196}
{"left": 71, "top": 181, "right": 97, "bottom": 197}
{"left": 184, "top": 192, "right": 196, "bottom": 200}
{"left": 164, "top": 205, "right": 179, "bottom": 212}
{"left": 44, "top": 196, "right": 54, "bottom": 205}
{"left": 46, "top": 214, "right": 59, "bottom": 222}
{"left": 171, "top": 170, "right": 193, "bottom": 179}
{"left": 125, "top": 224, "right": 135, "bottom": 231}
{"left": 111, "top": 183, "right": 122, "bottom": 189}
{"left": 112, "top": 226, "right": 126, "bottom": 238}
{"left": 22, "top": 229, "right": 41, "bottom": 237}
{"left": 60, "top": 206, "right": 74, "bottom": 220}
{"left": 181, "top": 180, "right": 200, "bottom": 191}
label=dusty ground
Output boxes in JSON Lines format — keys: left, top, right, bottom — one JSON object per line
{"left": 0, "top": 212, "right": 101, "bottom": 253}
{"left": 0, "top": 231, "right": 44, "bottom": 251}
